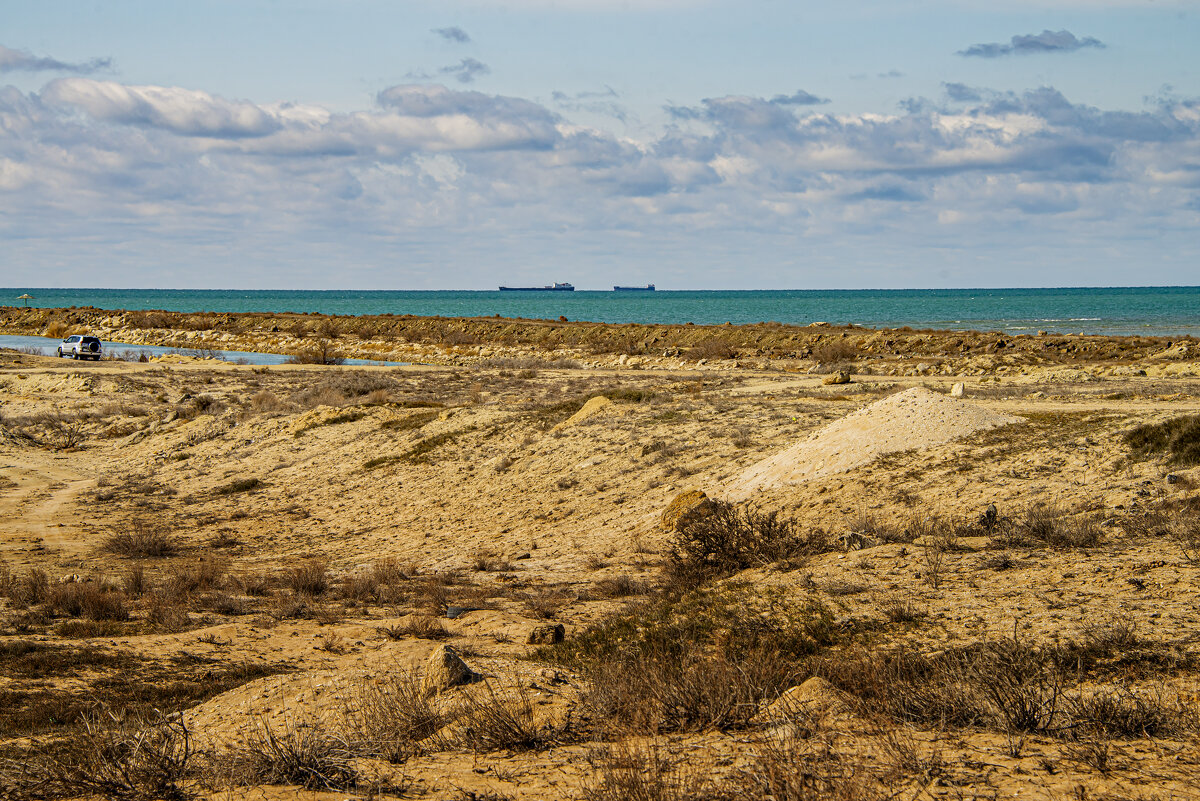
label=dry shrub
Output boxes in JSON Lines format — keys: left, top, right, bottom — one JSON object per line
{"left": 249, "top": 390, "right": 287, "bottom": 413}
{"left": 146, "top": 594, "right": 192, "bottom": 632}
{"left": 48, "top": 582, "right": 129, "bottom": 621}
{"left": 286, "top": 339, "right": 345, "bottom": 365}
{"left": 0, "top": 709, "right": 194, "bottom": 801}
{"left": 438, "top": 680, "right": 555, "bottom": 752}
{"left": 684, "top": 338, "right": 736, "bottom": 361}
{"left": 7, "top": 568, "right": 51, "bottom": 607}
{"left": 548, "top": 586, "right": 834, "bottom": 736}
{"left": 1123, "top": 497, "right": 1200, "bottom": 562}
{"left": 1125, "top": 414, "right": 1200, "bottom": 466}
{"left": 583, "top": 744, "right": 715, "bottom": 801}
{"left": 666, "top": 501, "right": 829, "bottom": 588}
{"left": 226, "top": 718, "right": 359, "bottom": 791}
{"left": 105, "top": 522, "right": 179, "bottom": 559}
{"left": 1010, "top": 504, "right": 1103, "bottom": 548}
{"left": 285, "top": 561, "right": 329, "bottom": 596}
{"left": 347, "top": 670, "right": 442, "bottom": 762}
{"left": 811, "top": 339, "right": 859, "bottom": 365}
{"left": 379, "top": 615, "right": 449, "bottom": 641}
{"left": 166, "top": 559, "right": 226, "bottom": 597}
{"left": 44, "top": 320, "right": 70, "bottom": 338}
{"left": 593, "top": 575, "right": 646, "bottom": 599}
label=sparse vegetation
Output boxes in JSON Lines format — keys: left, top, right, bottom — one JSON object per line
{"left": 1125, "top": 414, "right": 1200, "bottom": 466}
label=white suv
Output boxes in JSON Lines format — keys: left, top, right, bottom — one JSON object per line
{"left": 56, "top": 335, "right": 104, "bottom": 360}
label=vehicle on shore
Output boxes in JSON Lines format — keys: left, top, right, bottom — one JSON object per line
{"left": 498, "top": 282, "right": 575, "bottom": 291}
{"left": 56, "top": 335, "right": 104, "bottom": 360}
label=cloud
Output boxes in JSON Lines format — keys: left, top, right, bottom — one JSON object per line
{"left": 959, "top": 29, "right": 1105, "bottom": 57}
{"left": 667, "top": 90, "right": 828, "bottom": 129}
{"left": 439, "top": 57, "right": 491, "bottom": 84}
{"left": 432, "top": 26, "right": 471, "bottom": 43}
{"left": 4, "top": 77, "right": 1200, "bottom": 288}
{"left": 40, "top": 78, "right": 281, "bottom": 137}
{"left": 0, "top": 44, "right": 111, "bottom": 74}
{"left": 944, "top": 82, "right": 983, "bottom": 102}
{"left": 769, "top": 89, "right": 829, "bottom": 106}
{"left": 551, "top": 86, "right": 628, "bottom": 122}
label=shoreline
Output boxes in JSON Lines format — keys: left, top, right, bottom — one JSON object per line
{"left": 2, "top": 304, "right": 1197, "bottom": 377}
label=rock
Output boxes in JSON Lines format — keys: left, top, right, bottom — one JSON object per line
{"left": 1167, "top": 474, "right": 1181, "bottom": 485}
{"left": 422, "top": 644, "right": 480, "bottom": 694}
{"left": 660, "top": 489, "right": 715, "bottom": 532}
{"left": 554, "top": 396, "right": 613, "bottom": 431}
{"left": 950, "top": 382, "right": 965, "bottom": 398}
{"left": 822, "top": 370, "right": 851, "bottom": 385}
{"left": 527, "top": 623, "right": 565, "bottom": 645}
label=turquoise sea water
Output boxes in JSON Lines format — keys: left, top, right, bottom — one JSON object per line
{"left": 3, "top": 287, "right": 1199, "bottom": 337}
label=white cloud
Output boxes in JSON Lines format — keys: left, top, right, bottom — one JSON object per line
{"left": 3, "top": 76, "right": 1200, "bottom": 287}
{"left": 41, "top": 78, "right": 280, "bottom": 138}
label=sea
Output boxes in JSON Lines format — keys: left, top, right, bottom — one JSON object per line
{"left": 3, "top": 287, "right": 1200, "bottom": 338}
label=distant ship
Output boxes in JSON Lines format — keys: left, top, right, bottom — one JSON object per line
{"left": 498, "top": 282, "right": 575, "bottom": 291}
{"left": 613, "top": 284, "right": 655, "bottom": 291}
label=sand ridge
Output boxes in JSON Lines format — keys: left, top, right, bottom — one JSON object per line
{"left": 725, "top": 386, "right": 1023, "bottom": 499}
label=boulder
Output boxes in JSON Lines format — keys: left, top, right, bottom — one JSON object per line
{"left": 950, "top": 382, "right": 965, "bottom": 397}
{"left": 527, "top": 623, "right": 565, "bottom": 645}
{"left": 822, "top": 370, "right": 851, "bottom": 385}
{"left": 422, "top": 644, "right": 480, "bottom": 695}
{"left": 660, "top": 489, "right": 715, "bottom": 532}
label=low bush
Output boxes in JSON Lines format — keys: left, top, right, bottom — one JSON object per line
{"left": 214, "top": 478, "right": 261, "bottom": 496}
{"left": 105, "top": 522, "right": 179, "bottom": 558}
{"left": 665, "top": 501, "right": 830, "bottom": 588}
{"left": 0, "top": 709, "right": 194, "bottom": 801}
{"left": 47, "top": 583, "right": 129, "bottom": 621}
{"left": 1124, "top": 414, "right": 1200, "bottom": 466}
{"left": 285, "top": 561, "right": 329, "bottom": 596}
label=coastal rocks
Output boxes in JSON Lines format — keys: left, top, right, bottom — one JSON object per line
{"left": 423, "top": 644, "right": 481, "bottom": 695}
{"left": 660, "top": 489, "right": 715, "bottom": 532}
{"left": 526, "top": 623, "right": 565, "bottom": 645}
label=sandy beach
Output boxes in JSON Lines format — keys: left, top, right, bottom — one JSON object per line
{"left": 2, "top": 309, "right": 1199, "bottom": 799}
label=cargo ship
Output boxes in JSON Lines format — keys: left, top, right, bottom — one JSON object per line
{"left": 498, "top": 282, "right": 575, "bottom": 291}
{"left": 613, "top": 284, "right": 655, "bottom": 291}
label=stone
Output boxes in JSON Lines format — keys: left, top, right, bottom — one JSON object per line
{"left": 422, "top": 644, "right": 480, "bottom": 694}
{"left": 822, "top": 370, "right": 851, "bottom": 385}
{"left": 554, "top": 396, "right": 613, "bottom": 431}
{"left": 950, "top": 382, "right": 965, "bottom": 397}
{"left": 1167, "top": 474, "right": 1181, "bottom": 485}
{"left": 660, "top": 489, "right": 715, "bottom": 532}
{"left": 526, "top": 623, "right": 565, "bottom": 645}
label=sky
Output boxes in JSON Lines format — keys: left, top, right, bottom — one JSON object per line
{"left": 1, "top": 0, "right": 1198, "bottom": 290}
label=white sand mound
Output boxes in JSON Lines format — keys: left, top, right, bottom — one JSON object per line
{"left": 725, "top": 387, "right": 1022, "bottom": 499}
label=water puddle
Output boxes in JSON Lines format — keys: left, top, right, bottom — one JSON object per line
{"left": 0, "top": 334, "right": 406, "bottom": 367}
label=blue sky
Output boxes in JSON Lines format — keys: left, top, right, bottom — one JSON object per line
{"left": 1, "top": 0, "right": 1198, "bottom": 289}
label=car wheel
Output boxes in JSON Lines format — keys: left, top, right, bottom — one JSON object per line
{"left": 72, "top": 352, "right": 79, "bottom": 359}
{"left": 56, "top": 348, "right": 63, "bottom": 357}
